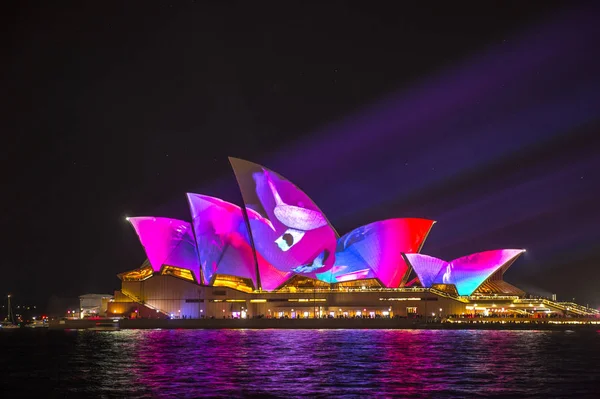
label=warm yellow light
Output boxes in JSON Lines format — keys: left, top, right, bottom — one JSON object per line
{"left": 161, "top": 266, "right": 195, "bottom": 282}
{"left": 120, "top": 265, "right": 154, "bottom": 281}
{"left": 296, "top": 298, "right": 326, "bottom": 302}
{"left": 212, "top": 278, "right": 253, "bottom": 293}
{"left": 250, "top": 299, "right": 266, "bottom": 303}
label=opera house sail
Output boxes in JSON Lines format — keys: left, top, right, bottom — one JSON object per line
{"left": 127, "top": 217, "right": 201, "bottom": 283}
{"left": 229, "top": 157, "right": 339, "bottom": 289}
{"left": 186, "top": 193, "right": 260, "bottom": 289}
{"left": 328, "top": 218, "right": 435, "bottom": 287}
{"left": 403, "top": 249, "right": 526, "bottom": 296}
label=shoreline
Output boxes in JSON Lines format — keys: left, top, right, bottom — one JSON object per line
{"left": 42, "top": 318, "right": 600, "bottom": 331}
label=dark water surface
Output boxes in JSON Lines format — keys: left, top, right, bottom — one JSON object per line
{"left": 1, "top": 329, "right": 599, "bottom": 398}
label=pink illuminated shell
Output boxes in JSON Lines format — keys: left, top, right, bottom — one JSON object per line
{"left": 127, "top": 217, "right": 200, "bottom": 281}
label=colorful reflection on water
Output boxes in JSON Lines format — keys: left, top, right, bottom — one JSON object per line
{"left": 1, "top": 329, "right": 599, "bottom": 398}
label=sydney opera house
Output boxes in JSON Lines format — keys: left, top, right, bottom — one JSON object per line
{"left": 107, "top": 158, "right": 597, "bottom": 320}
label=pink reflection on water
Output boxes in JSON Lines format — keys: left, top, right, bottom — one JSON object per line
{"left": 62, "top": 329, "right": 600, "bottom": 398}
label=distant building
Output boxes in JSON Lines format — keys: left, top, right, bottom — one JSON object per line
{"left": 79, "top": 294, "right": 113, "bottom": 318}
{"left": 46, "top": 295, "right": 80, "bottom": 319}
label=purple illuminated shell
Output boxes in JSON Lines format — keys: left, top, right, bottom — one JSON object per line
{"left": 229, "top": 157, "right": 338, "bottom": 280}
{"left": 404, "top": 249, "right": 525, "bottom": 295}
{"left": 187, "top": 193, "right": 258, "bottom": 288}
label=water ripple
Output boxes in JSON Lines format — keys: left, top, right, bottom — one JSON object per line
{"left": 1, "top": 329, "right": 599, "bottom": 398}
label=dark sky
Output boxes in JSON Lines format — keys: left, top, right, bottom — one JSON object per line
{"left": 3, "top": 1, "right": 599, "bottom": 309}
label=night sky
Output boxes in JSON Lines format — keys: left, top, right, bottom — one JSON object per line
{"left": 3, "top": 2, "right": 599, "bottom": 308}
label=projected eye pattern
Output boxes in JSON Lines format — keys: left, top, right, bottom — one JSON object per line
{"left": 245, "top": 209, "right": 294, "bottom": 291}
{"left": 126, "top": 158, "right": 524, "bottom": 292}
{"left": 127, "top": 217, "right": 200, "bottom": 282}
{"left": 403, "top": 249, "right": 526, "bottom": 296}
{"left": 229, "top": 157, "right": 337, "bottom": 281}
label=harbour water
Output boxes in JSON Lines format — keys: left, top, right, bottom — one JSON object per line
{"left": 1, "top": 329, "right": 599, "bottom": 398}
